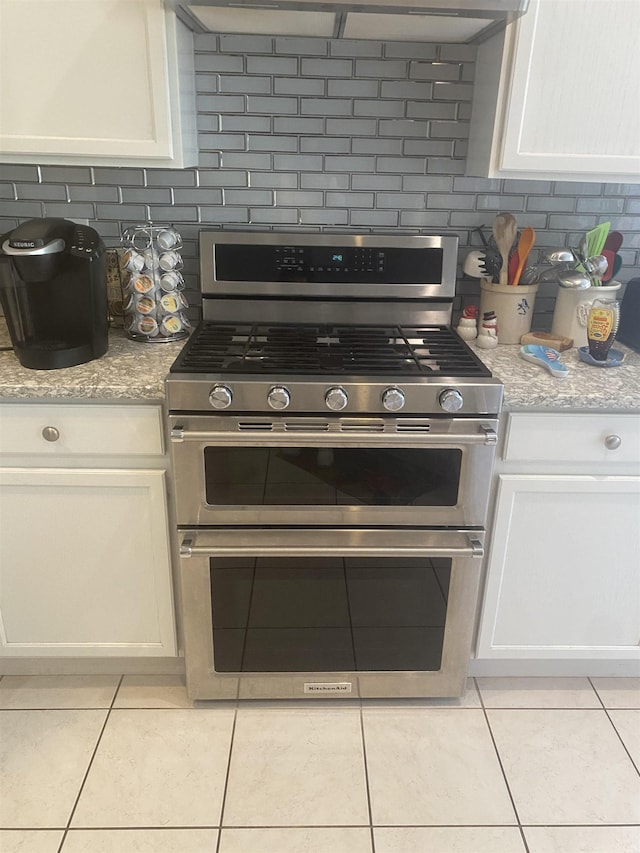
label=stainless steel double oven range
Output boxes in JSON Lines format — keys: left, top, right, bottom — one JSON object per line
{"left": 166, "top": 231, "right": 503, "bottom": 700}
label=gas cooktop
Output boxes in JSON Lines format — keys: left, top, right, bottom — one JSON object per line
{"left": 169, "top": 321, "right": 491, "bottom": 378}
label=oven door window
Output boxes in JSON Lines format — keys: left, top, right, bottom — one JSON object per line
{"left": 204, "top": 447, "right": 461, "bottom": 506}
{"left": 210, "top": 556, "right": 451, "bottom": 673}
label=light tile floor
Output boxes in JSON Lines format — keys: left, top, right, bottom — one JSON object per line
{"left": 0, "top": 675, "right": 638, "bottom": 853}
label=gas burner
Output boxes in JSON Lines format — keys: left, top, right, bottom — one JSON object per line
{"left": 171, "top": 322, "right": 491, "bottom": 377}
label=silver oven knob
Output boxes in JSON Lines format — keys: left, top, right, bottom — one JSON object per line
{"left": 325, "top": 386, "right": 348, "bottom": 411}
{"left": 268, "top": 385, "right": 291, "bottom": 410}
{"left": 439, "top": 388, "right": 464, "bottom": 413}
{"left": 382, "top": 387, "right": 405, "bottom": 412}
{"left": 209, "top": 384, "right": 233, "bottom": 409}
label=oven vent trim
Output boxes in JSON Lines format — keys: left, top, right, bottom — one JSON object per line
{"left": 339, "top": 421, "right": 386, "bottom": 433}
{"left": 238, "top": 421, "right": 275, "bottom": 431}
{"left": 395, "top": 422, "right": 432, "bottom": 433}
{"left": 284, "top": 422, "right": 331, "bottom": 432}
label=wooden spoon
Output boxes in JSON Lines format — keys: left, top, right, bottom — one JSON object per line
{"left": 493, "top": 213, "right": 517, "bottom": 286}
{"left": 512, "top": 226, "right": 536, "bottom": 286}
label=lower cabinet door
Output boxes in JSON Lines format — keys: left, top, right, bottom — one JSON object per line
{"left": 0, "top": 468, "right": 176, "bottom": 657}
{"left": 477, "top": 475, "right": 640, "bottom": 660}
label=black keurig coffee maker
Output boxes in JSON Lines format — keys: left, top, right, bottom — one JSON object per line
{"left": 0, "top": 218, "right": 108, "bottom": 369}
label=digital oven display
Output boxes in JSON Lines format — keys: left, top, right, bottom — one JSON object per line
{"left": 214, "top": 244, "right": 443, "bottom": 284}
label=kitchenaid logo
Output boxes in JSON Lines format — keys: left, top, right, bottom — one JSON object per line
{"left": 12, "top": 241, "right": 36, "bottom": 248}
{"left": 303, "top": 682, "right": 352, "bottom": 694}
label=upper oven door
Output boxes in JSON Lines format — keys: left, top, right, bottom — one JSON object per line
{"left": 169, "top": 415, "right": 498, "bottom": 528}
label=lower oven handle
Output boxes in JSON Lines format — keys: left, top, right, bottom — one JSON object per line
{"left": 180, "top": 535, "right": 484, "bottom": 559}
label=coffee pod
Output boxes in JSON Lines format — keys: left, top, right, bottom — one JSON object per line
{"left": 178, "top": 311, "right": 192, "bottom": 330}
{"left": 136, "top": 296, "right": 156, "bottom": 316}
{"left": 123, "top": 313, "right": 137, "bottom": 332}
{"left": 160, "top": 271, "right": 182, "bottom": 292}
{"left": 143, "top": 248, "right": 160, "bottom": 270}
{"left": 123, "top": 292, "right": 137, "bottom": 313}
{"left": 137, "top": 315, "right": 159, "bottom": 336}
{"left": 160, "top": 293, "right": 181, "bottom": 314}
{"left": 121, "top": 249, "right": 144, "bottom": 273}
{"left": 132, "top": 274, "right": 155, "bottom": 294}
{"left": 159, "top": 250, "right": 182, "bottom": 271}
{"left": 160, "top": 314, "right": 184, "bottom": 336}
{"left": 157, "top": 228, "right": 180, "bottom": 250}
{"left": 177, "top": 291, "right": 189, "bottom": 309}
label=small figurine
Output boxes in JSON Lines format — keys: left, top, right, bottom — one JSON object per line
{"left": 476, "top": 310, "right": 499, "bottom": 349}
{"left": 456, "top": 304, "right": 479, "bottom": 341}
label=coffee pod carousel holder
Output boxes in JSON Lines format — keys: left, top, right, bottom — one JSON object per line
{"left": 120, "top": 224, "right": 191, "bottom": 343}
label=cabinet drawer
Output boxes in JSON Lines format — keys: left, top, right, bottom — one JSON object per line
{"left": 0, "top": 404, "right": 164, "bottom": 456}
{"left": 504, "top": 413, "right": 640, "bottom": 465}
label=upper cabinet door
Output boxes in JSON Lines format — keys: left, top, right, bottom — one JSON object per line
{"left": 0, "top": 0, "right": 197, "bottom": 167}
{"left": 467, "top": 0, "right": 640, "bottom": 182}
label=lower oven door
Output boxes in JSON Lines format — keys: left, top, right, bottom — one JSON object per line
{"left": 179, "top": 527, "right": 484, "bottom": 700}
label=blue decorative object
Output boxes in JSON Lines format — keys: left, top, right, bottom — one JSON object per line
{"left": 577, "top": 346, "right": 625, "bottom": 367}
{"left": 519, "top": 345, "right": 569, "bottom": 379}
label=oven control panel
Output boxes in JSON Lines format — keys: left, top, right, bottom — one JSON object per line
{"left": 214, "top": 243, "right": 444, "bottom": 285}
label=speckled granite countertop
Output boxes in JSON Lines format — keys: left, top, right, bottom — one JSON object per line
{"left": 0, "top": 323, "right": 184, "bottom": 401}
{"left": 0, "top": 320, "right": 639, "bottom": 410}
{"left": 470, "top": 341, "right": 640, "bottom": 412}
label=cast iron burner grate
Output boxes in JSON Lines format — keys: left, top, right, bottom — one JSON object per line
{"left": 171, "top": 322, "right": 490, "bottom": 377}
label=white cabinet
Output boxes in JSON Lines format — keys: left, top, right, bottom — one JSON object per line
{"left": 0, "top": 0, "right": 197, "bottom": 168}
{"left": 475, "top": 412, "right": 640, "bottom": 670}
{"left": 467, "top": 0, "right": 640, "bottom": 182}
{"left": 0, "top": 403, "right": 177, "bottom": 658}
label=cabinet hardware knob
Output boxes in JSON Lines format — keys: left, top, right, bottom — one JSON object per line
{"left": 42, "top": 426, "right": 60, "bottom": 442}
{"left": 604, "top": 434, "right": 622, "bottom": 450}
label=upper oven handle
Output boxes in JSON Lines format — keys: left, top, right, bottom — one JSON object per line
{"left": 170, "top": 425, "right": 497, "bottom": 446}
{"left": 180, "top": 532, "right": 484, "bottom": 559}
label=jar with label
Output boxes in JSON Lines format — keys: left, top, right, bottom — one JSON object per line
{"left": 120, "top": 224, "right": 190, "bottom": 343}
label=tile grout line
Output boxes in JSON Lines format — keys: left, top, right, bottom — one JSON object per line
{"left": 475, "top": 678, "right": 531, "bottom": 853}
{"left": 358, "top": 702, "right": 376, "bottom": 853}
{"left": 214, "top": 704, "right": 239, "bottom": 853}
{"left": 588, "top": 677, "right": 640, "bottom": 779}
{"left": 55, "top": 674, "right": 124, "bottom": 853}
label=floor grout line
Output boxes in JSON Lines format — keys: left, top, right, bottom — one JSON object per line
{"left": 214, "top": 705, "right": 239, "bottom": 853}
{"left": 358, "top": 703, "right": 376, "bottom": 853}
{"left": 477, "top": 682, "right": 531, "bottom": 853}
{"left": 55, "top": 674, "right": 124, "bottom": 853}
{"left": 588, "top": 677, "right": 640, "bottom": 780}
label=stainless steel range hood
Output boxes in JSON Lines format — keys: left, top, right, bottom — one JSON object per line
{"left": 174, "top": 0, "right": 529, "bottom": 44}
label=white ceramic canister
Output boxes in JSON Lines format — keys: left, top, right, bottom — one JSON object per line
{"left": 479, "top": 279, "right": 539, "bottom": 344}
{"left": 551, "top": 281, "right": 622, "bottom": 348}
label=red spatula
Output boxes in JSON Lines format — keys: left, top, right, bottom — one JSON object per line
{"left": 602, "top": 231, "right": 623, "bottom": 281}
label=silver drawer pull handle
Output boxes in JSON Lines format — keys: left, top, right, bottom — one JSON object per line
{"left": 180, "top": 536, "right": 484, "bottom": 559}
{"left": 604, "top": 434, "right": 622, "bottom": 450}
{"left": 42, "top": 426, "right": 60, "bottom": 442}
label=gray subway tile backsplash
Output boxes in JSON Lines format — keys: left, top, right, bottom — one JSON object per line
{"left": 0, "top": 31, "right": 638, "bottom": 333}
{"left": 1, "top": 165, "right": 40, "bottom": 182}
{"left": 410, "top": 61, "right": 460, "bottom": 81}
{"left": 403, "top": 140, "right": 454, "bottom": 156}
{"left": 45, "top": 202, "right": 96, "bottom": 219}
{"left": 328, "top": 79, "right": 379, "bottom": 98}
{"left": 146, "top": 170, "right": 197, "bottom": 187}
{"left": 354, "top": 138, "right": 404, "bottom": 156}
{"left": 16, "top": 184, "right": 67, "bottom": 201}
{"left": 40, "top": 166, "right": 93, "bottom": 184}
{"left": 301, "top": 173, "right": 350, "bottom": 190}
{"left": 575, "top": 197, "right": 626, "bottom": 214}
